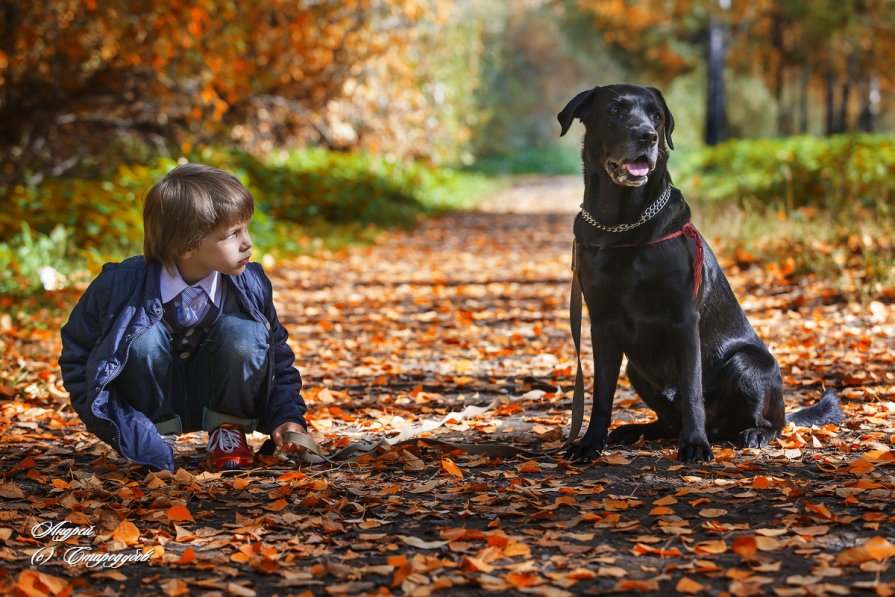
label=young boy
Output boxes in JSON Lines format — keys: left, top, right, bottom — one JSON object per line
{"left": 60, "top": 163, "right": 309, "bottom": 472}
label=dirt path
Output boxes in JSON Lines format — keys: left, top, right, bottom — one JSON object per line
{"left": 1, "top": 176, "right": 894, "bottom": 595}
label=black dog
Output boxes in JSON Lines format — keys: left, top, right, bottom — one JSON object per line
{"left": 558, "top": 84, "right": 843, "bottom": 462}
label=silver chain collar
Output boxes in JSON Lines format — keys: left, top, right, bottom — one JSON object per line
{"left": 578, "top": 185, "right": 672, "bottom": 233}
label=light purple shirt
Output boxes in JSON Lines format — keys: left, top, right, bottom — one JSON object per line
{"left": 160, "top": 267, "right": 222, "bottom": 323}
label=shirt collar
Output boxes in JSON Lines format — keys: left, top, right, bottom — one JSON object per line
{"left": 160, "top": 266, "right": 220, "bottom": 307}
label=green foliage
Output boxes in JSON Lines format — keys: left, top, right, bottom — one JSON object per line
{"left": 228, "top": 148, "right": 491, "bottom": 227}
{"left": 672, "top": 134, "right": 895, "bottom": 213}
{"left": 0, "top": 224, "right": 82, "bottom": 296}
{"left": 0, "top": 148, "right": 493, "bottom": 296}
{"left": 470, "top": 145, "right": 582, "bottom": 176}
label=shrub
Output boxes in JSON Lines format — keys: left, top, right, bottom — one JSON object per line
{"left": 672, "top": 134, "right": 895, "bottom": 214}
{"left": 0, "top": 148, "right": 493, "bottom": 296}
{"left": 0, "top": 224, "right": 81, "bottom": 296}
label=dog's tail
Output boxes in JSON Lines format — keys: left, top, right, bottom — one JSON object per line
{"left": 785, "top": 389, "right": 845, "bottom": 427}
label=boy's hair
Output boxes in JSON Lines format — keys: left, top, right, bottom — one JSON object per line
{"left": 143, "top": 163, "right": 254, "bottom": 272}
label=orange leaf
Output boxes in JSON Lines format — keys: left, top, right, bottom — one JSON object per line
{"left": 732, "top": 536, "right": 757, "bottom": 560}
{"left": 865, "top": 536, "right": 895, "bottom": 561}
{"left": 277, "top": 471, "right": 306, "bottom": 482}
{"left": 503, "top": 539, "right": 532, "bottom": 558}
{"left": 166, "top": 505, "right": 194, "bottom": 522}
{"left": 461, "top": 556, "right": 494, "bottom": 573}
{"left": 179, "top": 548, "right": 196, "bottom": 564}
{"left": 694, "top": 539, "right": 727, "bottom": 554}
{"left": 676, "top": 577, "right": 705, "bottom": 594}
{"left": 112, "top": 520, "right": 140, "bottom": 546}
{"left": 649, "top": 506, "right": 673, "bottom": 516}
{"left": 632, "top": 543, "right": 682, "bottom": 557}
{"left": 517, "top": 461, "right": 540, "bottom": 474}
{"left": 441, "top": 458, "right": 463, "bottom": 479}
{"left": 612, "top": 580, "right": 660, "bottom": 592}
{"left": 805, "top": 502, "right": 834, "bottom": 520}
{"left": 752, "top": 475, "right": 772, "bottom": 489}
{"left": 16, "top": 570, "right": 70, "bottom": 596}
{"left": 504, "top": 573, "right": 540, "bottom": 588}
{"left": 264, "top": 499, "right": 288, "bottom": 512}
{"left": 232, "top": 478, "right": 251, "bottom": 490}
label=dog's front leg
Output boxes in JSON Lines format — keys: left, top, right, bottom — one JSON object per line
{"left": 565, "top": 328, "right": 622, "bottom": 461}
{"left": 677, "top": 325, "right": 713, "bottom": 462}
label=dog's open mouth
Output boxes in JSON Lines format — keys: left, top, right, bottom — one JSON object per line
{"left": 624, "top": 158, "right": 652, "bottom": 177}
{"left": 606, "top": 155, "right": 655, "bottom": 186}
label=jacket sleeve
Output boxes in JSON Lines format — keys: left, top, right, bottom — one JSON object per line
{"left": 59, "top": 269, "right": 117, "bottom": 444}
{"left": 256, "top": 266, "right": 308, "bottom": 433}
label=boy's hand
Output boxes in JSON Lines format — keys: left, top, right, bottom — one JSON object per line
{"left": 272, "top": 422, "right": 308, "bottom": 457}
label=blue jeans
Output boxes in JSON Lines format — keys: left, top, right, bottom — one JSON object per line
{"left": 114, "top": 312, "right": 270, "bottom": 434}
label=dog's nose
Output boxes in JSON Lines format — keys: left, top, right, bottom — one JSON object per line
{"left": 635, "top": 126, "right": 659, "bottom": 147}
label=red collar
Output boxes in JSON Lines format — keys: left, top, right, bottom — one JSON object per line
{"left": 576, "top": 221, "right": 704, "bottom": 299}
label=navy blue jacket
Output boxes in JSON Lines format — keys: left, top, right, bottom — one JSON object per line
{"left": 59, "top": 256, "right": 307, "bottom": 472}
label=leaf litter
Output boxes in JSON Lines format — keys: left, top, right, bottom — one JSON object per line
{"left": 0, "top": 176, "right": 893, "bottom": 595}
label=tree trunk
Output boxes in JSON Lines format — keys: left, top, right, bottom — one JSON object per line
{"left": 839, "top": 61, "right": 853, "bottom": 133}
{"left": 705, "top": 13, "right": 729, "bottom": 145}
{"left": 857, "top": 73, "right": 880, "bottom": 132}
{"left": 771, "top": 12, "right": 789, "bottom": 136}
{"left": 824, "top": 71, "right": 837, "bottom": 136}
{"left": 798, "top": 63, "right": 809, "bottom": 134}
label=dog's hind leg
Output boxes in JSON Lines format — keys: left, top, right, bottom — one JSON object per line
{"left": 710, "top": 348, "right": 785, "bottom": 448}
{"left": 609, "top": 365, "right": 679, "bottom": 445}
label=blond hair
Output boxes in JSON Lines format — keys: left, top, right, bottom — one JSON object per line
{"left": 143, "top": 163, "right": 254, "bottom": 272}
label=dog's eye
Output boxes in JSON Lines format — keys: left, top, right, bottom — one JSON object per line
{"left": 609, "top": 107, "right": 620, "bottom": 116}
{"left": 652, "top": 112, "right": 662, "bottom": 121}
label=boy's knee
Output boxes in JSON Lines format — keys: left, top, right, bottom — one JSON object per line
{"left": 209, "top": 314, "right": 268, "bottom": 365}
{"left": 128, "top": 325, "right": 173, "bottom": 365}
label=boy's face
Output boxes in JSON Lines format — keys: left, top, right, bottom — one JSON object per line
{"left": 176, "top": 220, "right": 253, "bottom": 283}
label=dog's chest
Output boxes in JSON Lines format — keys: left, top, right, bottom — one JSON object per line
{"left": 577, "top": 245, "right": 693, "bottom": 321}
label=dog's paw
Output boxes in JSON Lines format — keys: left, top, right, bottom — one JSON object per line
{"left": 677, "top": 436, "right": 713, "bottom": 463}
{"left": 738, "top": 427, "right": 776, "bottom": 448}
{"left": 564, "top": 434, "right": 607, "bottom": 462}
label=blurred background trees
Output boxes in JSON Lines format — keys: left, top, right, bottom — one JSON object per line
{"left": 2, "top": 0, "right": 893, "bottom": 184}
{"left": 1, "top": 0, "right": 894, "bottom": 296}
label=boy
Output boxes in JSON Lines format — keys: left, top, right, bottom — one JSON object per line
{"left": 60, "top": 163, "right": 308, "bottom": 472}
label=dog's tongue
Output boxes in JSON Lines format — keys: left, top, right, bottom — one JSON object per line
{"left": 625, "top": 161, "right": 650, "bottom": 177}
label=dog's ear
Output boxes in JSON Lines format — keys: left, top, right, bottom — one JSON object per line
{"left": 649, "top": 87, "right": 675, "bottom": 150}
{"left": 558, "top": 87, "right": 599, "bottom": 137}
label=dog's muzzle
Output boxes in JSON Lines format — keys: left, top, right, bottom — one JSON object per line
{"left": 605, "top": 154, "right": 656, "bottom": 187}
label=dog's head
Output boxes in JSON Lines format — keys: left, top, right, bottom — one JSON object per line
{"left": 558, "top": 85, "right": 675, "bottom": 187}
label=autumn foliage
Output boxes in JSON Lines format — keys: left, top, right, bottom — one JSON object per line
{"left": 0, "top": 0, "right": 466, "bottom": 185}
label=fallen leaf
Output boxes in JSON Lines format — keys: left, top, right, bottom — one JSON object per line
{"left": 441, "top": 457, "right": 463, "bottom": 479}
{"left": 395, "top": 535, "right": 449, "bottom": 549}
{"left": 676, "top": 577, "right": 705, "bottom": 594}
{"left": 111, "top": 519, "right": 139, "bottom": 546}
{"left": 166, "top": 505, "right": 194, "bottom": 523}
